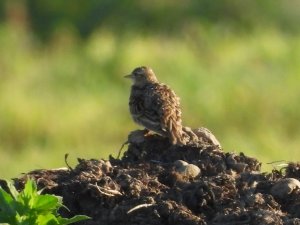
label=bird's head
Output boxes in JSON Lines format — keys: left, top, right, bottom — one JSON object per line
{"left": 125, "top": 66, "right": 158, "bottom": 87}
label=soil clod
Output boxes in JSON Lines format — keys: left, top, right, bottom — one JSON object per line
{"left": 2, "top": 130, "right": 300, "bottom": 224}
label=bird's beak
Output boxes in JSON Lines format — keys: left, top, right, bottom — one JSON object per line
{"left": 124, "top": 74, "right": 133, "bottom": 79}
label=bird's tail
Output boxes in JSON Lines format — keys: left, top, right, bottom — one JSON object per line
{"left": 166, "top": 109, "right": 186, "bottom": 146}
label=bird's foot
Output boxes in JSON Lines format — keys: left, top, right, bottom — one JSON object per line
{"left": 143, "top": 129, "right": 157, "bottom": 137}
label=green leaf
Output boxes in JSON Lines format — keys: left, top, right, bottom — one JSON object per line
{"left": 23, "top": 179, "right": 38, "bottom": 201}
{"left": 17, "top": 180, "right": 35, "bottom": 209}
{"left": 15, "top": 212, "right": 38, "bottom": 225}
{"left": 36, "top": 214, "right": 59, "bottom": 225}
{"left": 0, "top": 187, "right": 15, "bottom": 216}
{"left": 57, "top": 215, "right": 91, "bottom": 225}
{"left": 0, "top": 179, "right": 90, "bottom": 225}
{"left": 6, "top": 180, "right": 19, "bottom": 200}
{"left": 33, "top": 194, "right": 60, "bottom": 213}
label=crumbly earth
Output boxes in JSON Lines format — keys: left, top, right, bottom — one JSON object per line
{"left": 2, "top": 130, "right": 300, "bottom": 225}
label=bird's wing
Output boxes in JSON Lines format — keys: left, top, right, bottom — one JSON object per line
{"left": 141, "top": 86, "right": 163, "bottom": 129}
{"left": 129, "top": 86, "right": 162, "bottom": 131}
{"left": 152, "top": 83, "right": 186, "bottom": 145}
{"left": 148, "top": 83, "right": 182, "bottom": 135}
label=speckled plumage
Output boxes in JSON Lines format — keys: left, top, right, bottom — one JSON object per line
{"left": 125, "top": 66, "right": 186, "bottom": 145}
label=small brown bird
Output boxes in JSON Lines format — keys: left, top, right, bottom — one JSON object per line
{"left": 125, "top": 66, "right": 186, "bottom": 145}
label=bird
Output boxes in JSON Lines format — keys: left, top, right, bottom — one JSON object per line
{"left": 124, "top": 66, "right": 187, "bottom": 145}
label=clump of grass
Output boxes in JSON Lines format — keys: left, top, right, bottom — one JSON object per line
{"left": 0, "top": 179, "right": 90, "bottom": 225}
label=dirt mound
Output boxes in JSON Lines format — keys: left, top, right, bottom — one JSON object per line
{"left": 4, "top": 130, "right": 300, "bottom": 224}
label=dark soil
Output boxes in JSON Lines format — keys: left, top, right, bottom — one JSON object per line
{"left": 2, "top": 130, "right": 300, "bottom": 225}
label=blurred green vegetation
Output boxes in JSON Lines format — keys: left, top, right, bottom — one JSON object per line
{"left": 0, "top": 1, "right": 300, "bottom": 178}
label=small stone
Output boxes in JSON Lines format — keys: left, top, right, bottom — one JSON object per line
{"left": 174, "top": 160, "right": 189, "bottom": 168}
{"left": 193, "top": 127, "right": 222, "bottom": 148}
{"left": 271, "top": 178, "right": 300, "bottom": 199}
{"left": 174, "top": 160, "right": 201, "bottom": 178}
{"left": 128, "top": 130, "right": 147, "bottom": 144}
{"left": 184, "top": 164, "right": 201, "bottom": 178}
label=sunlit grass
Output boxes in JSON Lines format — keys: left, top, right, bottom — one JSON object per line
{"left": 0, "top": 24, "right": 300, "bottom": 178}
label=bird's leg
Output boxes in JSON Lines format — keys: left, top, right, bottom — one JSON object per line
{"left": 143, "top": 129, "right": 155, "bottom": 137}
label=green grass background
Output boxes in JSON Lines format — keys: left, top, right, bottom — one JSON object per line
{"left": 0, "top": 22, "right": 300, "bottom": 178}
